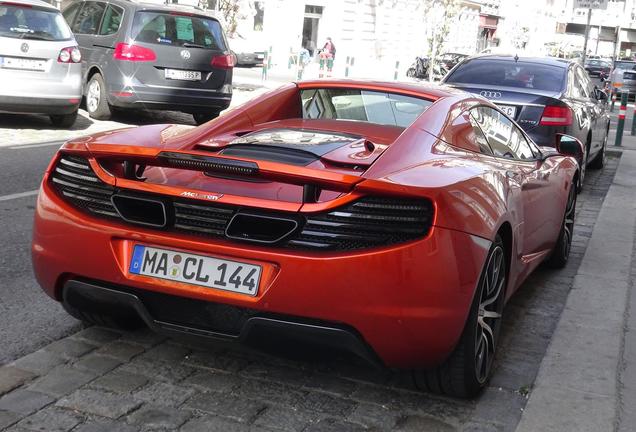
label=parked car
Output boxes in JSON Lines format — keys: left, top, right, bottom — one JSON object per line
{"left": 442, "top": 55, "right": 610, "bottom": 187}
{"left": 228, "top": 32, "right": 264, "bottom": 67}
{"left": 439, "top": 52, "right": 468, "bottom": 70}
{"left": 33, "top": 79, "right": 582, "bottom": 398}
{"left": 62, "top": 0, "right": 234, "bottom": 125}
{"left": 406, "top": 56, "right": 448, "bottom": 80}
{"left": 584, "top": 58, "right": 611, "bottom": 79}
{"left": 0, "top": 0, "right": 81, "bottom": 127}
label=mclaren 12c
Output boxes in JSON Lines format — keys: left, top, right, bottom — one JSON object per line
{"left": 32, "top": 80, "right": 581, "bottom": 397}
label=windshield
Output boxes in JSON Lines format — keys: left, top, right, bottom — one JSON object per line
{"left": 445, "top": 59, "right": 567, "bottom": 93}
{"left": 300, "top": 88, "right": 433, "bottom": 129}
{"left": 0, "top": 4, "right": 72, "bottom": 41}
{"left": 132, "top": 11, "right": 226, "bottom": 50}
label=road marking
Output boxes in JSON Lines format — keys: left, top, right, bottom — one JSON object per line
{"left": 0, "top": 190, "right": 39, "bottom": 202}
{"left": 7, "top": 141, "right": 64, "bottom": 150}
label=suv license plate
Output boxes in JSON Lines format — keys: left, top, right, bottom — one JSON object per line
{"left": 129, "top": 245, "right": 261, "bottom": 296}
{"left": 165, "top": 69, "right": 201, "bottom": 81}
{"left": 498, "top": 104, "right": 517, "bottom": 118}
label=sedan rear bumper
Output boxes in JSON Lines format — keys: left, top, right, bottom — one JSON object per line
{"left": 0, "top": 96, "right": 80, "bottom": 115}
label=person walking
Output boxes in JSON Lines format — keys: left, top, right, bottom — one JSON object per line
{"left": 319, "top": 37, "right": 336, "bottom": 78}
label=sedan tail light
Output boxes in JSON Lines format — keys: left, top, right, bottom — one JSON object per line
{"left": 211, "top": 53, "right": 236, "bottom": 69}
{"left": 540, "top": 105, "right": 573, "bottom": 126}
{"left": 113, "top": 43, "right": 156, "bottom": 62}
{"left": 58, "top": 46, "right": 81, "bottom": 63}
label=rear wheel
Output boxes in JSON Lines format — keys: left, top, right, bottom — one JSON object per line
{"left": 86, "top": 73, "right": 112, "bottom": 120}
{"left": 62, "top": 301, "right": 142, "bottom": 331}
{"left": 546, "top": 184, "right": 576, "bottom": 268}
{"left": 192, "top": 111, "right": 222, "bottom": 125}
{"left": 589, "top": 127, "right": 608, "bottom": 170}
{"left": 50, "top": 111, "right": 78, "bottom": 128}
{"left": 414, "top": 235, "right": 507, "bottom": 398}
{"left": 406, "top": 67, "right": 416, "bottom": 78}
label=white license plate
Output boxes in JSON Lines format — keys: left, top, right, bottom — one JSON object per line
{"left": 0, "top": 56, "right": 46, "bottom": 71}
{"left": 498, "top": 104, "right": 517, "bottom": 118}
{"left": 256, "top": 53, "right": 265, "bottom": 60}
{"left": 129, "top": 245, "right": 261, "bottom": 296}
{"left": 165, "top": 69, "right": 201, "bottom": 81}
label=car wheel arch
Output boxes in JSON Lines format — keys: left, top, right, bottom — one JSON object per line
{"left": 85, "top": 66, "right": 106, "bottom": 92}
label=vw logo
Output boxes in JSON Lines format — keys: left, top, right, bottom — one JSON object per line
{"left": 20, "top": 43, "right": 29, "bottom": 53}
{"left": 180, "top": 50, "right": 191, "bottom": 60}
{"left": 479, "top": 91, "right": 502, "bottom": 99}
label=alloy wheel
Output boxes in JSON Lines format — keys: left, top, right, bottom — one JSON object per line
{"left": 474, "top": 244, "right": 505, "bottom": 384}
{"left": 87, "top": 80, "right": 101, "bottom": 113}
{"left": 560, "top": 187, "right": 576, "bottom": 261}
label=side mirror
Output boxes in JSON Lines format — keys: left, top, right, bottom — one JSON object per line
{"left": 555, "top": 134, "right": 585, "bottom": 165}
{"left": 594, "top": 87, "right": 608, "bottom": 101}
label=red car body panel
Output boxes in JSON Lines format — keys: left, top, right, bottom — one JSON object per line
{"left": 32, "top": 79, "right": 578, "bottom": 368}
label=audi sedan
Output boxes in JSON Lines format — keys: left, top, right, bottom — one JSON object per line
{"left": 33, "top": 79, "right": 582, "bottom": 398}
{"left": 0, "top": 0, "right": 82, "bottom": 127}
{"left": 442, "top": 55, "right": 610, "bottom": 185}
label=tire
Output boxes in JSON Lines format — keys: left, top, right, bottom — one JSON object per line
{"left": 62, "top": 301, "right": 142, "bottom": 331}
{"left": 86, "top": 73, "right": 112, "bottom": 120}
{"left": 192, "top": 111, "right": 221, "bottom": 125}
{"left": 589, "top": 127, "right": 608, "bottom": 170}
{"left": 546, "top": 184, "right": 576, "bottom": 269}
{"left": 414, "top": 235, "right": 507, "bottom": 398}
{"left": 50, "top": 111, "right": 78, "bottom": 128}
{"left": 406, "top": 67, "right": 416, "bottom": 78}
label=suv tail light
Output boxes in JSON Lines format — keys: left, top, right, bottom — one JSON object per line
{"left": 540, "top": 105, "right": 573, "bottom": 126}
{"left": 211, "top": 53, "right": 236, "bottom": 69}
{"left": 58, "top": 46, "right": 81, "bottom": 63}
{"left": 113, "top": 43, "right": 156, "bottom": 62}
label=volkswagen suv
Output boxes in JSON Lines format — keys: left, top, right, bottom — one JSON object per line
{"left": 62, "top": 0, "right": 234, "bottom": 124}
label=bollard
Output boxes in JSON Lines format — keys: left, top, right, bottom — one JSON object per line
{"left": 394, "top": 60, "right": 400, "bottom": 81}
{"left": 632, "top": 100, "right": 636, "bottom": 136}
{"left": 345, "top": 56, "right": 350, "bottom": 77}
{"left": 261, "top": 51, "right": 268, "bottom": 81}
{"left": 268, "top": 46, "right": 272, "bottom": 71}
{"left": 615, "top": 92, "right": 628, "bottom": 146}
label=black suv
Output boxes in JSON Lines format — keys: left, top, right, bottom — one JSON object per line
{"left": 63, "top": 0, "right": 234, "bottom": 124}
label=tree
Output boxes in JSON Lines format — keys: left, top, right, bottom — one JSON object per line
{"left": 424, "top": 0, "right": 460, "bottom": 81}
{"left": 200, "top": 0, "right": 250, "bottom": 37}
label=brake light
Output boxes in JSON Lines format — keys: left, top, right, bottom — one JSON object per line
{"left": 211, "top": 54, "right": 236, "bottom": 69}
{"left": 57, "top": 46, "right": 81, "bottom": 63}
{"left": 113, "top": 43, "right": 156, "bottom": 62}
{"left": 0, "top": 2, "right": 31, "bottom": 7}
{"left": 540, "top": 105, "right": 573, "bottom": 126}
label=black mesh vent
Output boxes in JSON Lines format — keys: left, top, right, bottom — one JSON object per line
{"left": 51, "top": 155, "right": 433, "bottom": 251}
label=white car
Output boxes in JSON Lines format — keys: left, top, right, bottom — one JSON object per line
{"left": 228, "top": 33, "right": 265, "bottom": 67}
{"left": 0, "top": 0, "right": 82, "bottom": 127}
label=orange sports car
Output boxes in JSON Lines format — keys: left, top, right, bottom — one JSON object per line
{"left": 32, "top": 80, "right": 581, "bottom": 397}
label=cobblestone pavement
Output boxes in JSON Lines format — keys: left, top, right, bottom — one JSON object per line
{"left": 0, "top": 84, "right": 267, "bottom": 147}
{"left": 0, "top": 155, "right": 620, "bottom": 432}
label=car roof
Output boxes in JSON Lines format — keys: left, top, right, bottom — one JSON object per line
{"left": 105, "top": 0, "right": 217, "bottom": 17}
{"left": 3, "top": 0, "right": 59, "bottom": 10}
{"left": 297, "top": 79, "right": 462, "bottom": 101}
{"left": 464, "top": 55, "right": 573, "bottom": 69}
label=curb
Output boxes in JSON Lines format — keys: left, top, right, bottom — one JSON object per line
{"left": 516, "top": 151, "right": 636, "bottom": 431}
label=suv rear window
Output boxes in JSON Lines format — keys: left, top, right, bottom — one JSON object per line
{"left": 132, "top": 11, "right": 226, "bottom": 50}
{"left": 300, "top": 88, "right": 433, "bottom": 128}
{"left": 0, "top": 4, "right": 72, "bottom": 41}
{"left": 445, "top": 59, "right": 567, "bottom": 93}
{"left": 623, "top": 71, "right": 636, "bottom": 81}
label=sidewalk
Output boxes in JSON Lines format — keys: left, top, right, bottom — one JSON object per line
{"left": 516, "top": 129, "right": 636, "bottom": 431}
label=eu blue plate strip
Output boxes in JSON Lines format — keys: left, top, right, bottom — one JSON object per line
{"left": 129, "top": 245, "right": 145, "bottom": 274}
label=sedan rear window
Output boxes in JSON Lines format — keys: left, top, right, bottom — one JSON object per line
{"left": 445, "top": 60, "right": 567, "bottom": 93}
{"left": 0, "top": 4, "right": 72, "bottom": 41}
{"left": 300, "top": 88, "right": 433, "bottom": 128}
{"left": 132, "top": 11, "right": 226, "bottom": 50}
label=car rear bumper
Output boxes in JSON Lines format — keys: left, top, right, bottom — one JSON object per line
{"left": 32, "top": 178, "right": 490, "bottom": 369}
{"left": 0, "top": 96, "right": 80, "bottom": 115}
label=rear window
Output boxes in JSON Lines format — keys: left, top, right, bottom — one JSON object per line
{"left": 0, "top": 4, "right": 72, "bottom": 41}
{"left": 300, "top": 88, "right": 433, "bottom": 128}
{"left": 624, "top": 71, "right": 636, "bottom": 81}
{"left": 132, "top": 11, "right": 226, "bottom": 50}
{"left": 445, "top": 60, "right": 566, "bottom": 93}
{"left": 615, "top": 61, "right": 636, "bottom": 71}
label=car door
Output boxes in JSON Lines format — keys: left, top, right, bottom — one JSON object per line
{"left": 575, "top": 66, "right": 604, "bottom": 157}
{"left": 69, "top": 1, "right": 106, "bottom": 78}
{"left": 471, "top": 106, "right": 549, "bottom": 258}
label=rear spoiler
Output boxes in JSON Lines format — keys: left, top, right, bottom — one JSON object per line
{"left": 60, "top": 143, "right": 364, "bottom": 205}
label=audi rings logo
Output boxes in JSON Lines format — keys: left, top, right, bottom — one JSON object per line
{"left": 20, "top": 43, "right": 29, "bottom": 53}
{"left": 180, "top": 50, "right": 191, "bottom": 60}
{"left": 479, "top": 91, "right": 502, "bottom": 99}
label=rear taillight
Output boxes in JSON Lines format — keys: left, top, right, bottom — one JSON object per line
{"left": 113, "top": 43, "right": 156, "bottom": 62}
{"left": 211, "top": 53, "right": 236, "bottom": 69}
{"left": 540, "top": 105, "right": 573, "bottom": 126}
{"left": 58, "top": 46, "right": 81, "bottom": 63}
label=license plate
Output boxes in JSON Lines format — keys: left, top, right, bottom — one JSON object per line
{"left": 0, "top": 56, "right": 46, "bottom": 71}
{"left": 164, "top": 69, "right": 201, "bottom": 81}
{"left": 498, "top": 104, "right": 517, "bottom": 118}
{"left": 256, "top": 53, "right": 265, "bottom": 60}
{"left": 129, "top": 245, "right": 261, "bottom": 296}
